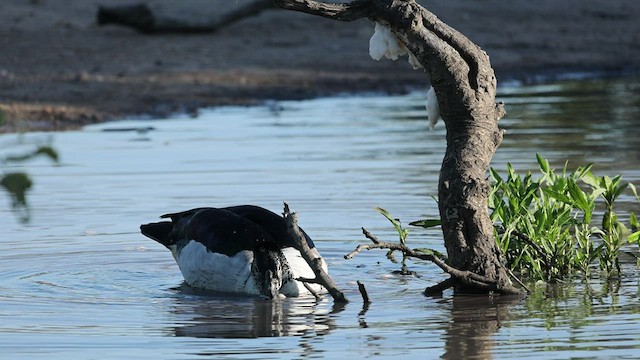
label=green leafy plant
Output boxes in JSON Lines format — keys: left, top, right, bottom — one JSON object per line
{"left": 375, "top": 207, "right": 409, "bottom": 245}
{"left": 1, "top": 137, "right": 59, "bottom": 223}
{"left": 627, "top": 184, "right": 640, "bottom": 264}
{"left": 489, "top": 154, "right": 639, "bottom": 281}
{"left": 370, "top": 155, "right": 638, "bottom": 283}
{"left": 583, "top": 173, "right": 629, "bottom": 275}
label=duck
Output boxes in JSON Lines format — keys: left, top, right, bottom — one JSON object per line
{"left": 140, "top": 205, "right": 328, "bottom": 298}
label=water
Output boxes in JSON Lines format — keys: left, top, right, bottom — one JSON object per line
{"left": 1, "top": 77, "right": 640, "bottom": 359}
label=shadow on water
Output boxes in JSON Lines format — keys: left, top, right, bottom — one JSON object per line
{"left": 496, "top": 77, "right": 640, "bottom": 173}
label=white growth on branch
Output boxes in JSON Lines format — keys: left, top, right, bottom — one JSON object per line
{"left": 369, "top": 22, "right": 421, "bottom": 69}
{"left": 369, "top": 22, "right": 440, "bottom": 129}
{"left": 426, "top": 87, "right": 441, "bottom": 130}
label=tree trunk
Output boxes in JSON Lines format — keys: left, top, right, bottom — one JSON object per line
{"left": 97, "top": 1, "right": 274, "bottom": 34}
{"left": 273, "top": 0, "right": 519, "bottom": 295}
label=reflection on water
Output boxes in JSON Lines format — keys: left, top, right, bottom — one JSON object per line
{"left": 169, "top": 285, "right": 336, "bottom": 338}
{"left": 1, "top": 77, "right": 640, "bottom": 359}
{"left": 442, "top": 296, "right": 519, "bottom": 360}
{"left": 495, "top": 77, "right": 640, "bottom": 174}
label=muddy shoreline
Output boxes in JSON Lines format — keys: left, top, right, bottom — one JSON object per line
{"left": 2, "top": 0, "right": 639, "bottom": 132}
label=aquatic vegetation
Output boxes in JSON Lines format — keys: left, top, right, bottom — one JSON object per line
{"left": 1, "top": 135, "right": 58, "bottom": 222}
{"left": 369, "top": 207, "right": 443, "bottom": 276}
{"left": 489, "top": 154, "right": 640, "bottom": 281}
{"left": 376, "top": 154, "right": 640, "bottom": 283}
{"left": 627, "top": 184, "right": 640, "bottom": 264}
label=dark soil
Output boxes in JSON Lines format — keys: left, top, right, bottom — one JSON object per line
{"left": 1, "top": 0, "right": 639, "bottom": 132}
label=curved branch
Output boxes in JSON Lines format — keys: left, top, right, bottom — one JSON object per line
{"left": 424, "top": 277, "right": 456, "bottom": 295}
{"left": 272, "top": 0, "right": 374, "bottom": 21}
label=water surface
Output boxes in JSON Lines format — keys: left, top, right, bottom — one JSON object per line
{"left": 1, "top": 77, "right": 640, "bottom": 359}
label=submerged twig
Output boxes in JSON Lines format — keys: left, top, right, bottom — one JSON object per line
{"left": 302, "top": 282, "right": 322, "bottom": 301}
{"left": 506, "top": 268, "right": 530, "bottom": 294}
{"left": 357, "top": 280, "right": 371, "bottom": 304}
{"left": 423, "top": 277, "right": 456, "bottom": 296}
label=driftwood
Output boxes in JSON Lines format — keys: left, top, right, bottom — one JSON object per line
{"left": 274, "top": 0, "right": 521, "bottom": 295}
{"left": 97, "top": 1, "right": 274, "bottom": 34}
{"left": 283, "top": 203, "right": 349, "bottom": 303}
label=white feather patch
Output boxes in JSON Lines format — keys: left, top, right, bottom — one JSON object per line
{"left": 176, "top": 240, "right": 260, "bottom": 295}
{"left": 426, "top": 86, "right": 441, "bottom": 130}
{"left": 280, "top": 247, "right": 328, "bottom": 296}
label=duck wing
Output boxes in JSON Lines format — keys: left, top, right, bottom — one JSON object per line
{"left": 223, "top": 205, "right": 316, "bottom": 250}
{"left": 180, "top": 208, "right": 279, "bottom": 256}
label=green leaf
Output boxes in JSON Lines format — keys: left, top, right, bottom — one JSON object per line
{"left": 581, "top": 172, "right": 599, "bottom": 189}
{"left": 624, "top": 251, "right": 640, "bottom": 260}
{"left": 574, "top": 164, "right": 594, "bottom": 179}
{"left": 543, "top": 188, "right": 572, "bottom": 205}
{"left": 1, "top": 172, "right": 33, "bottom": 207}
{"left": 375, "top": 207, "right": 407, "bottom": 244}
{"left": 490, "top": 167, "right": 503, "bottom": 182}
{"left": 35, "top": 146, "right": 59, "bottom": 163}
{"left": 628, "top": 231, "right": 640, "bottom": 244}
{"left": 630, "top": 212, "right": 639, "bottom": 231}
{"left": 5, "top": 145, "right": 59, "bottom": 164}
{"left": 536, "top": 153, "right": 550, "bottom": 175}
{"left": 409, "top": 219, "right": 442, "bottom": 228}
{"left": 567, "top": 179, "right": 589, "bottom": 211}
{"left": 629, "top": 183, "right": 639, "bottom": 203}
{"left": 374, "top": 207, "right": 394, "bottom": 222}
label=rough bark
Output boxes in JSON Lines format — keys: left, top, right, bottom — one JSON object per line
{"left": 97, "top": 1, "right": 274, "bottom": 34}
{"left": 274, "top": 0, "right": 519, "bottom": 295}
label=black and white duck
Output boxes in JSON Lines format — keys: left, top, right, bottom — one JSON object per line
{"left": 141, "top": 205, "right": 327, "bottom": 298}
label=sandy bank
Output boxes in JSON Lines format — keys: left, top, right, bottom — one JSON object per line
{"left": 1, "top": 0, "right": 639, "bottom": 132}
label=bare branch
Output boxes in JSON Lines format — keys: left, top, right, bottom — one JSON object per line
{"left": 303, "top": 282, "right": 322, "bottom": 300}
{"left": 424, "top": 277, "right": 455, "bottom": 296}
{"left": 345, "top": 242, "right": 392, "bottom": 259}
{"left": 357, "top": 280, "right": 371, "bottom": 304}
{"left": 361, "top": 227, "right": 381, "bottom": 244}
{"left": 506, "top": 268, "right": 530, "bottom": 294}
{"left": 283, "top": 203, "right": 349, "bottom": 303}
{"left": 297, "top": 277, "right": 321, "bottom": 284}
{"left": 272, "top": 0, "right": 374, "bottom": 21}
{"left": 348, "top": 228, "right": 524, "bottom": 295}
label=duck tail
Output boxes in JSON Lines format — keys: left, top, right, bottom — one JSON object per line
{"left": 140, "top": 221, "right": 174, "bottom": 248}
